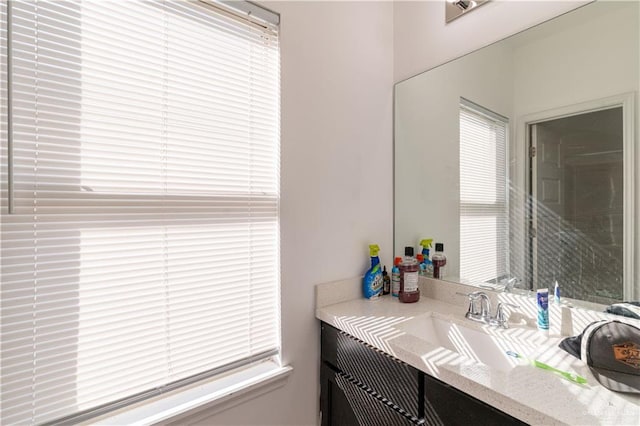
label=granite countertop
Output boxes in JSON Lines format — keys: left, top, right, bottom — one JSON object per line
{"left": 315, "top": 277, "right": 640, "bottom": 426}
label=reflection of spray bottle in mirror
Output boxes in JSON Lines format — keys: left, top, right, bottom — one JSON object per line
{"left": 419, "top": 239, "right": 434, "bottom": 277}
{"left": 432, "top": 243, "right": 447, "bottom": 279}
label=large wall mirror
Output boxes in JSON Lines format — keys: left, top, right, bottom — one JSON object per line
{"left": 394, "top": 1, "right": 638, "bottom": 305}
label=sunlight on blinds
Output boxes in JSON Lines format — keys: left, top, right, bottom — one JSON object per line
{"left": 1, "top": 1, "right": 280, "bottom": 424}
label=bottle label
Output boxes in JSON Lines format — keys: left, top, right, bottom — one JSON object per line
{"left": 403, "top": 271, "right": 419, "bottom": 292}
{"left": 372, "top": 273, "right": 383, "bottom": 293}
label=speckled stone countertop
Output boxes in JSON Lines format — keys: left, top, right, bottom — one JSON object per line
{"left": 315, "top": 277, "right": 640, "bottom": 426}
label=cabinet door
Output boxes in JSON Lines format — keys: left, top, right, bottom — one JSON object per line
{"left": 423, "top": 374, "right": 528, "bottom": 426}
{"left": 321, "top": 363, "right": 418, "bottom": 426}
{"left": 321, "top": 323, "right": 422, "bottom": 420}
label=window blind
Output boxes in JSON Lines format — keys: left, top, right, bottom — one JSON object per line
{"left": 1, "top": 1, "right": 280, "bottom": 424}
{"left": 459, "top": 99, "right": 508, "bottom": 284}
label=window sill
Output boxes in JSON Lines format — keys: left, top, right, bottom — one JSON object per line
{"left": 90, "top": 361, "right": 292, "bottom": 425}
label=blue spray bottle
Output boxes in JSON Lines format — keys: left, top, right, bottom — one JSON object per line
{"left": 419, "top": 239, "right": 434, "bottom": 277}
{"left": 363, "top": 244, "right": 383, "bottom": 299}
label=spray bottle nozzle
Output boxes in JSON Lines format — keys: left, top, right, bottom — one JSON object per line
{"left": 420, "top": 239, "right": 433, "bottom": 249}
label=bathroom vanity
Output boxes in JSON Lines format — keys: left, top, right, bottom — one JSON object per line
{"left": 320, "top": 321, "right": 525, "bottom": 425}
{"left": 316, "top": 277, "right": 640, "bottom": 425}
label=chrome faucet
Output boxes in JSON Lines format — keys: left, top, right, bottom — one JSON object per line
{"left": 462, "top": 291, "right": 519, "bottom": 328}
{"left": 466, "top": 291, "right": 492, "bottom": 322}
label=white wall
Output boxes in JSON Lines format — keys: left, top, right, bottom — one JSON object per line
{"left": 512, "top": 1, "right": 639, "bottom": 118}
{"left": 394, "top": 0, "right": 589, "bottom": 82}
{"left": 170, "top": 2, "right": 394, "bottom": 425}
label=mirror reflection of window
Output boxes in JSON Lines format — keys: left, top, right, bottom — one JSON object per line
{"left": 459, "top": 99, "right": 509, "bottom": 285}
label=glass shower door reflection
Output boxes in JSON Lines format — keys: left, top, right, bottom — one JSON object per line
{"left": 530, "top": 107, "right": 624, "bottom": 304}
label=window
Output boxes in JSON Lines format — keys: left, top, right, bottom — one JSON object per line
{"left": 1, "top": 1, "right": 280, "bottom": 424}
{"left": 459, "top": 99, "right": 508, "bottom": 284}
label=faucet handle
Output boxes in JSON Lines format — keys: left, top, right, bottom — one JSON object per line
{"left": 493, "top": 302, "right": 520, "bottom": 326}
{"left": 457, "top": 292, "right": 481, "bottom": 316}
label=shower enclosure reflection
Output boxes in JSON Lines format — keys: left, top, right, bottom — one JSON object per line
{"left": 529, "top": 107, "right": 623, "bottom": 303}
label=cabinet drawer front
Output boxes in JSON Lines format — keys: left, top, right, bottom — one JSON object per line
{"left": 322, "top": 363, "right": 419, "bottom": 426}
{"left": 321, "top": 323, "right": 421, "bottom": 419}
{"left": 423, "top": 374, "right": 528, "bottom": 426}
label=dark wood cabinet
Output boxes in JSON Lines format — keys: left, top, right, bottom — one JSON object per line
{"left": 321, "top": 363, "right": 417, "bottom": 426}
{"left": 321, "top": 321, "right": 422, "bottom": 421}
{"left": 320, "top": 322, "right": 528, "bottom": 426}
{"left": 422, "top": 373, "right": 527, "bottom": 426}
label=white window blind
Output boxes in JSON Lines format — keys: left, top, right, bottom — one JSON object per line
{"left": 459, "top": 99, "right": 508, "bottom": 284}
{"left": 1, "top": 1, "right": 280, "bottom": 424}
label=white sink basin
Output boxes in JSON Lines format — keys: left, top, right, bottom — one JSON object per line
{"left": 398, "top": 315, "right": 538, "bottom": 372}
